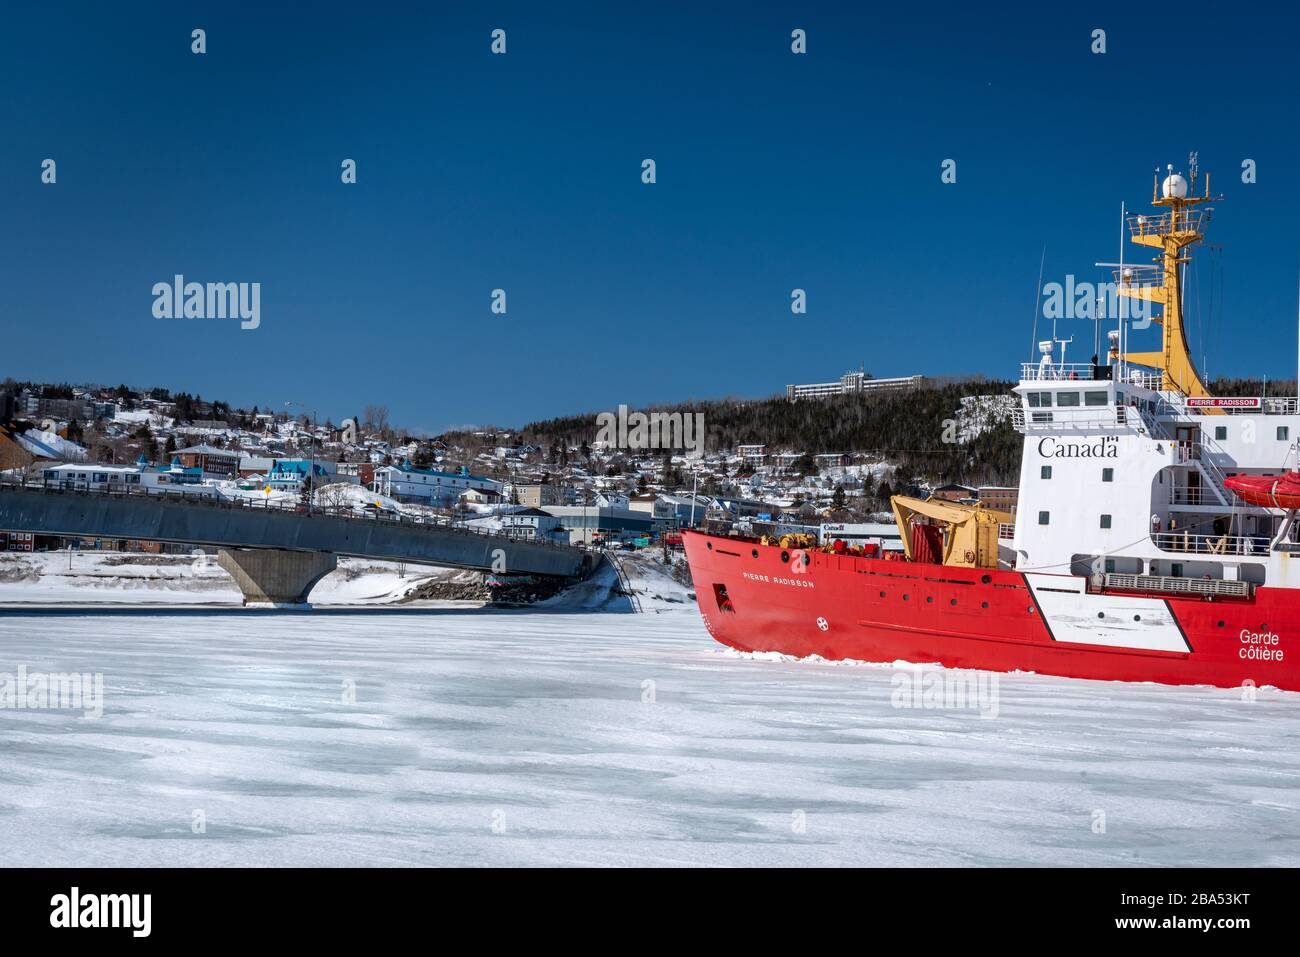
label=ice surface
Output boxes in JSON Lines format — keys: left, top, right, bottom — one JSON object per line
{"left": 1, "top": 607, "right": 1298, "bottom": 867}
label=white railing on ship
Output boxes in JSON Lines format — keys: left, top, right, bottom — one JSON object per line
{"left": 1120, "top": 371, "right": 1165, "bottom": 390}
{"left": 1151, "top": 530, "right": 1270, "bottom": 556}
{"left": 1019, "top": 363, "right": 1102, "bottom": 382}
{"left": 1012, "top": 407, "right": 1136, "bottom": 432}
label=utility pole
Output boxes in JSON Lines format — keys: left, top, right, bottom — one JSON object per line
{"left": 285, "top": 400, "right": 318, "bottom": 514}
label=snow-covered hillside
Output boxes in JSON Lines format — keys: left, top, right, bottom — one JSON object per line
{"left": 954, "top": 394, "right": 1018, "bottom": 442}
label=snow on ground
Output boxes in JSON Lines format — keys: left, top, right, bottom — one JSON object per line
{"left": 0, "top": 552, "right": 481, "bottom": 607}
{"left": 0, "top": 607, "right": 1297, "bottom": 867}
{"left": 955, "top": 393, "right": 1018, "bottom": 441}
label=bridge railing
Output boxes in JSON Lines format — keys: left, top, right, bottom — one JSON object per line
{"left": 0, "top": 474, "right": 592, "bottom": 554}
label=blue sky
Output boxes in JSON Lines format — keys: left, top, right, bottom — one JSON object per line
{"left": 4, "top": 2, "right": 1300, "bottom": 432}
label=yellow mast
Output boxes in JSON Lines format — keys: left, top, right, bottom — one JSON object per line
{"left": 1114, "top": 159, "right": 1218, "bottom": 398}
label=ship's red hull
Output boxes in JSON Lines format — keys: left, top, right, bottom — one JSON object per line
{"left": 683, "top": 531, "right": 1300, "bottom": 692}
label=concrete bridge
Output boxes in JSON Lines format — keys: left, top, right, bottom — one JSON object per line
{"left": 0, "top": 484, "right": 592, "bottom": 605}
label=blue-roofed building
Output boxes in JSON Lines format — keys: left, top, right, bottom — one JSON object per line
{"left": 41, "top": 456, "right": 212, "bottom": 497}
{"left": 373, "top": 461, "right": 500, "bottom": 507}
{"left": 265, "top": 459, "right": 334, "bottom": 490}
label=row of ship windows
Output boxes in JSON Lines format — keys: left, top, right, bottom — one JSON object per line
{"left": 875, "top": 590, "right": 1021, "bottom": 612}
{"left": 1037, "top": 511, "right": 1113, "bottom": 529}
{"left": 1026, "top": 391, "right": 1110, "bottom": 408}
{"left": 1041, "top": 466, "right": 1113, "bottom": 482}
{"left": 1211, "top": 425, "right": 1290, "bottom": 441}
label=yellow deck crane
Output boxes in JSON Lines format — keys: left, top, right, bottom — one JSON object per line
{"left": 890, "top": 495, "right": 1013, "bottom": 569}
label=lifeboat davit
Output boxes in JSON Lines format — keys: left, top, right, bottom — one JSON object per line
{"left": 1224, "top": 471, "right": 1300, "bottom": 509}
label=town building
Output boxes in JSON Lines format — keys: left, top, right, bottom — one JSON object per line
{"left": 265, "top": 459, "right": 334, "bottom": 490}
{"left": 500, "top": 508, "right": 564, "bottom": 542}
{"left": 173, "top": 444, "right": 241, "bottom": 477}
{"left": 976, "top": 486, "right": 1019, "bottom": 514}
{"left": 930, "top": 483, "right": 978, "bottom": 503}
{"left": 786, "top": 372, "right": 924, "bottom": 402}
{"left": 40, "top": 457, "right": 214, "bottom": 497}
{"left": 513, "top": 483, "right": 564, "bottom": 508}
{"left": 372, "top": 461, "right": 500, "bottom": 507}
{"left": 542, "top": 505, "right": 654, "bottom": 545}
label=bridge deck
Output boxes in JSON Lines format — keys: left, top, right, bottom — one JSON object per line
{"left": 0, "top": 484, "right": 589, "bottom": 578}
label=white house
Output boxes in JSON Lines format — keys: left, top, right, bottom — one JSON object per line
{"left": 500, "top": 508, "right": 564, "bottom": 542}
{"left": 41, "top": 457, "right": 215, "bottom": 498}
{"left": 372, "top": 461, "right": 501, "bottom": 506}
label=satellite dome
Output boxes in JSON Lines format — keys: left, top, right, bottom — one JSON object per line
{"left": 1161, "top": 173, "right": 1189, "bottom": 199}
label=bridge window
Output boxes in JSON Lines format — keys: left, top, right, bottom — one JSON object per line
{"left": 1102, "top": 467, "right": 1114, "bottom": 482}
{"left": 1279, "top": 427, "right": 1290, "bottom": 441}
{"left": 1056, "top": 392, "right": 1081, "bottom": 407}
{"left": 1215, "top": 426, "right": 1227, "bottom": 441}
{"left": 1085, "top": 391, "right": 1109, "bottom": 406}
{"left": 1041, "top": 466, "right": 1052, "bottom": 480}
{"left": 1027, "top": 392, "right": 1052, "bottom": 407}
{"left": 1038, "top": 511, "right": 1050, "bottom": 525}
{"left": 1105, "top": 558, "right": 1116, "bottom": 573}
{"left": 1100, "top": 514, "right": 1112, "bottom": 529}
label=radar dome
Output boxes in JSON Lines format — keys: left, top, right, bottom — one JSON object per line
{"left": 1161, "top": 173, "right": 1189, "bottom": 199}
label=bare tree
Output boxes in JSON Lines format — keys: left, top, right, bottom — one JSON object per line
{"left": 363, "top": 405, "right": 389, "bottom": 435}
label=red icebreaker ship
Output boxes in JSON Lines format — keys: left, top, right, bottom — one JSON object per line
{"left": 685, "top": 164, "right": 1300, "bottom": 692}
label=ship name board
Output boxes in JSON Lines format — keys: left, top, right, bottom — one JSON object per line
{"left": 1036, "top": 436, "right": 1119, "bottom": 458}
{"left": 742, "top": 571, "right": 815, "bottom": 589}
{"left": 1187, "top": 397, "right": 1262, "bottom": 409}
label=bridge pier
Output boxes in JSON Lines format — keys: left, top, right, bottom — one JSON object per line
{"left": 217, "top": 548, "right": 337, "bottom": 607}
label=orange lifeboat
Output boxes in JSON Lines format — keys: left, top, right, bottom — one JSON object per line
{"left": 1224, "top": 471, "right": 1300, "bottom": 509}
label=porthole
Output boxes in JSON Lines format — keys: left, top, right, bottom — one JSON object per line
{"left": 706, "top": 542, "right": 713, "bottom": 551}
{"left": 802, "top": 553, "right": 811, "bottom": 567}
{"left": 1097, "top": 612, "right": 1105, "bottom": 619}
{"left": 751, "top": 549, "right": 759, "bottom": 558}
{"left": 980, "top": 574, "right": 992, "bottom": 584}
{"left": 903, "top": 594, "right": 910, "bottom": 601}
{"left": 1217, "top": 620, "right": 1225, "bottom": 628}
{"left": 1028, "top": 605, "right": 1035, "bottom": 614}
{"left": 981, "top": 601, "right": 989, "bottom": 609}
{"left": 879, "top": 590, "right": 886, "bottom": 598}
{"left": 1133, "top": 615, "right": 1141, "bottom": 622}
{"left": 780, "top": 551, "right": 789, "bottom": 563}
{"left": 926, "top": 596, "right": 934, "bottom": 604}
{"left": 950, "top": 598, "right": 958, "bottom": 606}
